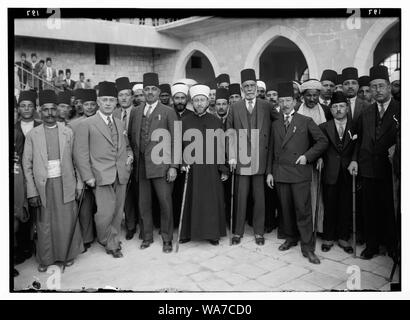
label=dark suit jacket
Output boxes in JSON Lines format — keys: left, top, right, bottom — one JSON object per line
{"left": 349, "top": 97, "right": 370, "bottom": 128}
{"left": 226, "top": 98, "right": 280, "bottom": 175}
{"left": 267, "top": 113, "right": 328, "bottom": 183}
{"left": 128, "top": 101, "right": 180, "bottom": 179}
{"left": 352, "top": 99, "right": 400, "bottom": 179}
{"left": 319, "top": 118, "right": 356, "bottom": 185}
{"left": 65, "top": 79, "right": 76, "bottom": 90}
{"left": 14, "top": 120, "right": 43, "bottom": 164}
{"left": 294, "top": 102, "right": 332, "bottom": 121}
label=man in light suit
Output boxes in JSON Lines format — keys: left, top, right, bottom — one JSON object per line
{"left": 74, "top": 81, "right": 133, "bottom": 258}
{"left": 266, "top": 82, "right": 328, "bottom": 264}
{"left": 226, "top": 68, "right": 280, "bottom": 246}
{"left": 127, "top": 72, "right": 179, "bottom": 253}
{"left": 41, "top": 57, "right": 57, "bottom": 90}
{"left": 113, "top": 77, "right": 137, "bottom": 240}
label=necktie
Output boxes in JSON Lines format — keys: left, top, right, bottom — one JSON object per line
{"left": 379, "top": 103, "right": 385, "bottom": 119}
{"left": 247, "top": 100, "right": 253, "bottom": 113}
{"left": 347, "top": 99, "right": 352, "bottom": 116}
{"left": 146, "top": 104, "right": 153, "bottom": 117}
{"left": 107, "top": 116, "right": 113, "bottom": 132}
{"left": 284, "top": 115, "right": 290, "bottom": 131}
{"left": 338, "top": 123, "right": 344, "bottom": 139}
{"left": 122, "top": 109, "right": 128, "bottom": 130}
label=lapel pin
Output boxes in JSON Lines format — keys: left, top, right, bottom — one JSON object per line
{"left": 393, "top": 115, "right": 399, "bottom": 127}
{"left": 293, "top": 126, "right": 296, "bottom": 133}
{"left": 158, "top": 114, "right": 161, "bottom": 121}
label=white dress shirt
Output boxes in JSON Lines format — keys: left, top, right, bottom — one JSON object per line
{"left": 98, "top": 110, "right": 113, "bottom": 125}
{"left": 20, "top": 120, "right": 34, "bottom": 137}
{"left": 144, "top": 100, "right": 159, "bottom": 116}
{"left": 349, "top": 96, "right": 357, "bottom": 116}
{"left": 245, "top": 97, "right": 256, "bottom": 113}
{"left": 377, "top": 97, "right": 392, "bottom": 115}
{"left": 334, "top": 118, "right": 347, "bottom": 139}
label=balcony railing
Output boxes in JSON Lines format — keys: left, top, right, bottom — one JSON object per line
{"left": 96, "top": 18, "right": 181, "bottom": 26}
{"left": 14, "top": 63, "right": 63, "bottom": 93}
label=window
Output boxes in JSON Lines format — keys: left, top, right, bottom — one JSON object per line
{"left": 191, "top": 56, "right": 202, "bottom": 69}
{"left": 95, "top": 43, "right": 110, "bottom": 65}
{"left": 381, "top": 53, "right": 400, "bottom": 76}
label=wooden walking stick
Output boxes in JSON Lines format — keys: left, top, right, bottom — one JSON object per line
{"left": 313, "top": 165, "right": 322, "bottom": 243}
{"left": 62, "top": 186, "right": 86, "bottom": 273}
{"left": 352, "top": 173, "right": 357, "bottom": 258}
{"left": 176, "top": 167, "right": 190, "bottom": 253}
{"left": 229, "top": 167, "right": 235, "bottom": 246}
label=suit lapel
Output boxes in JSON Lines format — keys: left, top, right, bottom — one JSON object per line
{"left": 134, "top": 105, "right": 144, "bottom": 148}
{"left": 343, "top": 119, "right": 352, "bottom": 150}
{"left": 148, "top": 103, "right": 162, "bottom": 136}
{"left": 256, "top": 100, "right": 264, "bottom": 131}
{"left": 37, "top": 125, "right": 48, "bottom": 165}
{"left": 277, "top": 116, "right": 286, "bottom": 141}
{"left": 326, "top": 121, "right": 339, "bottom": 150}
{"left": 113, "top": 117, "right": 122, "bottom": 150}
{"left": 367, "top": 105, "right": 376, "bottom": 143}
{"left": 353, "top": 100, "right": 362, "bottom": 122}
{"left": 281, "top": 114, "right": 298, "bottom": 148}
{"left": 57, "top": 123, "right": 66, "bottom": 160}
{"left": 93, "top": 114, "right": 114, "bottom": 146}
{"left": 376, "top": 100, "right": 395, "bottom": 140}
{"left": 238, "top": 101, "right": 250, "bottom": 133}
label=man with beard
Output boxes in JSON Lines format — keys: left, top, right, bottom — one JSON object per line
{"left": 69, "top": 89, "right": 98, "bottom": 251}
{"left": 56, "top": 91, "right": 72, "bottom": 124}
{"left": 216, "top": 73, "right": 230, "bottom": 90}
{"left": 23, "top": 90, "right": 84, "bottom": 272}
{"left": 319, "top": 69, "right": 337, "bottom": 107}
{"left": 207, "top": 80, "right": 217, "bottom": 115}
{"left": 159, "top": 83, "right": 172, "bottom": 107}
{"left": 14, "top": 90, "right": 42, "bottom": 265}
{"left": 113, "top": 77, "right": 138, "bottom": 240}
{"left": 358, "top": 76, "right": 373, "bottom": 104}
{"left": 71, "top": 89, "right": 85, "bottom": 120}
{"left": 348, "top": 65, "right": 400, "bottom": 260}
{"left": 341, "top": 67, "right": 370, "bottom": 126}
{"left": 228, "top": 83, "right": 242, "bottom": 106}
{"left": 171, "top": 83, "right": 193, "bottom": 226}
{"left": 179, "top": 84, "right": 228, "bottom": 245}
{"left": 132, "top": 82, "right": 146, "bottom": 107}
{"left": 215, "top": 88, "right": 230, "bottom": 129}
{"left": 127, "top": 72, "right": 179, "bottom": 253}
{"left": 257, "top": 80, "right": 266, "bottom": 100}
{"left": 390, "top": 70, "right": 400, "bottom": 102}
{"left": 266, "top": 82, "right": 279, "bottom": 112}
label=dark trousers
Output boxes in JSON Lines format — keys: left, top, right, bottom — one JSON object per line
{"left": 79, "top": 188, "right": 96, "bottom": 244}
{"left": 265, "top": 184, "right": 279, "bottom": 230}
{"left": 361, "top": 176, "right": 397, "bottom": 251}
{"left": 323, "top": 169, "right": 351, "bottom": 241}
{"left": 138, "top": 155, "right": 174, "bottom": 242}
{"left": 276, "top": 181, "right": 314, "bottom": 254}
{"left": 234, "top": 174, "right": 265, "bottom": 236}
{"left": 124, "top": 171, "right": 138, "bottom": 232}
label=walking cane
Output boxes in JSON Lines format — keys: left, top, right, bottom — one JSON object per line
{"left": 176, "top": 167, "right": 190, "bottom": 253}
{"left": 229, "top": 167, "right": 235, "bottom": 246}
{"left": 62, "top": 186, "right": 86, "bottom": 273}
{"left": 313, "top": 165, "right": 322, "bottom": 243}
{"left": 352, "top": 173, "right": 357, "bottom": 258}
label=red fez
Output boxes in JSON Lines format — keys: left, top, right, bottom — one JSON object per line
{"left": 240, "top": 69, "right": 256, "bottom": 83}
{"left": 266, "top": 81, "right": 278, "bottom": 93}
{"left": 115, "top": 77, "right": 131, "bottom": 92}
{"left": 82, "top": 89, "right": 97, "bottom": 102}
{"left": 159, "top": 83, "right": 171, "bottom": 94}
{"left": 336, "top": 74, "right": 343, "bottom": 85}
{"left": 369, "top": 65, "right": 389, "bottom": 82}
{"left": 74, "top": 89, "right": 86, "bottom": 101}
{"left": 215, "top": 88, "right": 229, "bottom": 101}
{"left": 57, "top": 91, "right": 72, "bottom": 105}
{"left": 277, "top": 82, "right": 294, "bottom": 98}
{"left": 330, "top": 91, "right": 348, "bottom": 105}
{"left": 98, "top": 81, "right": 117, "bottom": 97}
{"left": 216, "top": 73, "right": 230, "bottom": 84}
{"left": 18, "top": 90, "right": 37, "bottom": 104}
{"left": 320, "top": 69, "right": 338, "bottom": 84}
{"left": 39, "top": 90, "right": 57, "bottom": 106}
{"left": 229, "top": 83, "right": 241, "bottom": 96}
{"left": 342, "top": 67, "right": 358, "bottom": 82}
{"left": 358, "top": 76, "right": 370, "bottom": 88}
{"left": 143, "top": 73, "right": 159, "bottom": 88}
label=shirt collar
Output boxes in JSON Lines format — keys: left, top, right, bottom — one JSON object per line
{"left": 378, "top": 97, "right": 392, "bottom": 109}
{"left": 98, "top": 110, "right": 113, "bottom": 125}
{"left": 283, "top": 110, "right": 295, "bottom": 120}
{"left": 245, "top": 97, "right": 256, "bottom": 106}
{"left": 334, "top": 118, "right": 347, "bottom": 126}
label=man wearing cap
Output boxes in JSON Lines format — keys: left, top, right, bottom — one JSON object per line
{"left": 69, "top": 88, "right": 98, "bottom": 250}
{"left": 159, "top": 84, "right": 172, "bottom": 106}
{"left": 292, "top": 80, "right": 303, "bottom": 110}
{"left": 319, "top": 91, "right": 356, "bottom": 254}
{"left": 319, "top": 69, "right": 338, "bottom": 107}
{"left": 23, "top": 90, "right": 84, "bottom": 272}
{"left": 132, "top": 82, "right": 146, "bottom": 107}
{"left": 207, "top": 80, "right": 217, "bottom": 115}
{"left": 257, "top": 80, "right": 266, "bottom": 100}
{"left": 55, "top": 70, "right": 68, "bottom": 92}
{"left": 74, "top": 73, "right": 87, "bottom": 89}
{"left": 341, "top": 67, "right": 370, "bottom": 126}
{"left": 229, "top": 83, "right": 242, "bottom": 106}
{"left": 348, "top": 65, "right": 400, "bottom": 260}
{"left": 179, "top": 84, "right": 229, "bottom": 245}
{"left": 56, "top": 91, "right": 72, "bottom": 124}
{"left": 41, "top": 58, "right": 57, "bottom": 90}
{"left": 298, "top": 79, "right": 332, "bottom": 233}
{"left": 71, "top": 89, "right": 85, "bottom": 121}
{"left": 266, "top": 82, "right": 328, "bottom": 264}
{"left": 358, "top": 76, "right": 373, "bottom": 104}
{"left": 112, "top": 77, "right": 138, "bottom": 240}
{"left": 170, "top": 82, "right": 193, "bottom": 225}
{"left": 216, "top": 74, "right": 230, "bottom": 90}
{"left": 335, "top": 74, "right": 344, "bottom": 93}
{"left": 390, "top": 70, "right": 400, "bottom": 102}
{"left": 215, "top": 88, "right": 230, "bottom": 129}
{"left": 74, "top": 82, "right": 133, "bottom": 258}
{"left": 65, "top": 69, "right": 76, "bottom": 91}
{"left": 266, "top": 82, "right": 280, "bottom": 112}
{"left": 227, "top": 68, "right": 280, "bottom": 246}
{"left": 14, "top": 90, "right": 42, "bottom": 264}
{"left": 128, "top": 72, "right": 179, "bottom": 253}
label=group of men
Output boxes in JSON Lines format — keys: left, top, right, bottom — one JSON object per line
{"left": 13, "top": 62, "right": 400, "bottom": 277}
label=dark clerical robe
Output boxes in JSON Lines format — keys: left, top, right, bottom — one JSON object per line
{"left": 36, "top": 126, "right": 83, "bottom": 266}
{"left": 180, "top": 112, "right": 228, "bottom": 241}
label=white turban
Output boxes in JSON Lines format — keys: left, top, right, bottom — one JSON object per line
{"left": 132, "top": 83, "right": 143, "bottom": 93}
{"left": 257, "top": 80, "right": 266, "bottom": 90}
{"left": 171, "top": 83, "right": 189, "bottom": 97}
{"left": 292, "top": 81, "right": 301, "bottom": 92}
{"left": 189, "top": 84, "right": 210, "bottom": 99}
{"left": 175, "top": 78, "right": 198, "bottom": 88}
{"left": 390, "top": 70, "right": 400, "bottom": 83}
{"left": 300, "top": 79, "right": 322, "bottom": 93}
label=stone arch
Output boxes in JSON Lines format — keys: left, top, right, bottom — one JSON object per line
{"left": 244, "top": 25, "right": 320, "bottom": 79}
{"left": 353, "top": 18, "right": 399, "bottom": 75}
{"left": 172, "top": 41, "right": 220, "bottom": 83}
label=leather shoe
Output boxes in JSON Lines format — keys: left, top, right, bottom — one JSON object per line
{"left": 140, "top": 240, "right": 153, "bottom": 249}
{"left": 321, "top": 243, "right": 333, "bottom": 252}
{"left": 125, "top": 229, "right": 136, "bottom": 240}
{"left": 338, "top": 243, "right": 354, "bottom": 254}
{"left": 163, "top": 241, "right": 172, "bottom": 253}
{"left": 360, "top": 247, "right": 379, "bottom": 260}
{"left": 179, "top": 238, "right": 191, "bottom": 244}
{"left": 37, "top": 264, "right": 48, "bottom": 272}
{"left": 303, "top": 251, "right": 321, "bottom": 264}
{"left": 64, "top": 259, "right": 74, "bottom": 267}
{"left": 255, "top": 236, "right": 265, "bottom": 246}
{"left": 209, "top": 240, "right": 219, "bottom": 246}
{"left": 278, "top": 240, "right": 298, "bottom": 251}
{"left": 232, "top": 236, "right": 241, "bottom": 245}
{"left": 106, "top": 248, "right": 123, "bottom": 258}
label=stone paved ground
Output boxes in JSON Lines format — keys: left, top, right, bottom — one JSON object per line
{"left": 13, "top": 225, "right": 399, "bottom": 292}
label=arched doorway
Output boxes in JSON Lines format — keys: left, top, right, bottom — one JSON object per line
{"left": 259, "top": 36, "right": 308, "bottom": 84}
{"left": 185, "top": 51, "right": 215, "bottom": 84}
{"left": 373, "top": 22, "right": 400, "bottom": 76}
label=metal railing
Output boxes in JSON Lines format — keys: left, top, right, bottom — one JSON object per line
{"left": 14, "top": 63, "right": 63, "bottom": 93}
{"left": 96, "top": 18, "right": 181, "bottom": 26}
